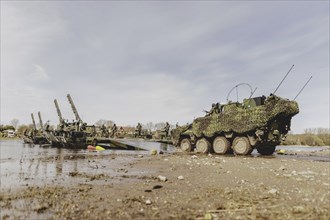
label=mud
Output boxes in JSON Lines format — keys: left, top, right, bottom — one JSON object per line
{"left": 0, "top": 140, "right": 329, "bottom": 219}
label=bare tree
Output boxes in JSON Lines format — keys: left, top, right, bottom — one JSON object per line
{"left": 155, "top": 122, "right": 166, "bottom": 130}
{"left": 95, "top": 119, "right": 107, "bottom": 127}
{"left": 10, "top": 118, "right": 19, "bottom": 130}
{"left": 105, "top": 120, "right": 114, "bottom": 128}
{"left": 95, "top": 119, "right": 114, "bottom": 128}
{"left": 145, "top": 122, "right": 154, "bottom": 131}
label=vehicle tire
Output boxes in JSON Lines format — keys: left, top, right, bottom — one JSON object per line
{"left": 196, "top": 138, "right": 211, "bottom": 154}
{"left": 180, "top": 138, "right": 192, "bottom": 152}
{"left": 213, "top": 136, "right": 231, "bottom": 154}
{"left": 257, "top": 145, "right": 276, "bottom": 155}
{"left": 232, "top": 136, "right": 253, "bottom": 155}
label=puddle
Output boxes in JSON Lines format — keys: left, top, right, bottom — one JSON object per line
{"left": 276, "top": 145, "right": 329, "bottom": 152}
{"left": 249, "top": 145, "right": 330, "bottom": 162}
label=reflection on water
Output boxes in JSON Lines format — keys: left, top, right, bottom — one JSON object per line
{"left": 56, "top": 148, "right": 63, "bottom": 176}
{"left": 0, "top": 139, "right": 175, "bottom": 191}
{"left": 160, "top": 143, "right": 168, "bottom": 152}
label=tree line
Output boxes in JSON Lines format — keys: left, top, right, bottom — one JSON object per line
{"left": 1, "top": 118, "right": 177, "bottom": 137}
{"left": 282, "top": 128, "right": 330, "bottom": 146}
{"left": 1, "top": 118, "right": 329, "bottom": 146}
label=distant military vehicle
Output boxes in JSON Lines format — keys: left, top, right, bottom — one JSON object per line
{"left": 50, "top": 95, "right": 89, "bottom": 148}
{"left": 51, "top": 94, "right": 121, "bottom": 148}
{"left": 22, "top": 113, "right": 48, "bottom": 145}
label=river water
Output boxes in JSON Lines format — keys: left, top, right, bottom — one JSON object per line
{"left": 0, "top": 140, "right": 329, "bottom": 192}
{"left": 0, "top": 139, "right": 175, "bottom": 192}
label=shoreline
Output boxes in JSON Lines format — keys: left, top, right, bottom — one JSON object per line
{"left": 1, "top": 138, "right": 329, "bottom": 148}
{"left": 1, "top": 147, "right": 329, "bottom": 219}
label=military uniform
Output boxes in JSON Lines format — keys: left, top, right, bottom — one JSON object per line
{"left": 164, "top": 122, "right": 170, "bottom": 137}
{"left": 110, "top": 124, "right": 117, "bottom": 137}
{"left": 136, "top": 123, "right": 142, "bottom": 137}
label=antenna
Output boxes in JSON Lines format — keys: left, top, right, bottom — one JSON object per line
{"left": 248, "top": 87, "right": 258, "bottom": 99}
{"left": 294, "top": 76, "right": 312, "bottom": 100}
{"left": 273, "top": 64, "right": 294, "bottom": 94}
{"left": 226, "top": 83, "right": 253, "bottom": 102}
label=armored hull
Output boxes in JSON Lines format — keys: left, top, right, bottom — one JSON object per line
{"left": 22, "top": 133, "right": 49, "bottom": 145}
{"left": 44, "top": 131, "right": 87, "bottom": 149}
{"left": 171, "top": 94, "right": 299, "bottom": 155}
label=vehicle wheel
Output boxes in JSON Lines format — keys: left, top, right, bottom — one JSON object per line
{"left": 257, "top": 145, "right": 276, "bottom": 155}
{"left": 232, "top": 136, "right": 253, "bottom": 155}
{"left": 180, "top": 138, "right": 192, "bottom": 152}
{"left": 196, "top": 138, "right": 211, "bottom": 154}
{"left": 213, "top": 136, "right": 231, "bottom": 154}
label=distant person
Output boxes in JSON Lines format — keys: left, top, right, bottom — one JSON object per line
{"left": 214, "top": 102, "right": 220, "bottom": 114}
{"left": 110, "top": 123, "right": 117, "bottom": 138}
{"left": 205, "top": 102, "right": 221, "bottom": 116}
{"left": 101, "top": 124, "right": 109, "bottom": 137}
{"left": 163, "top": 122, "right": 170, "bottom": 137}
{"left": 136, "top": 123, "right": 142, "bottom": 137}
{"left": 205, "top": 103, "right": 216, "bottom": 116}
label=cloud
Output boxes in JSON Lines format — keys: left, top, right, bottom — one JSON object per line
{"left": 31, "top": 64, "right": 49, "bottom": 81}
{"left": 1, "top": 1, "right": 329, "bottom": 133}
{"left": 1, "top": 2, "right": 67, "bottom": 124}
{"left": 62, "top": 72, "right": 209, "bottom": 125}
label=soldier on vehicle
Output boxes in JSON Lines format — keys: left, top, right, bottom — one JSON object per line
{"left": 205, "top": 103, "right": 221, "bottom": 116}
{"left": 214, "top": 102, "right": 220, "bottom": 114}
{"left": 163, "top": 122, "right": 170, "bottom": 137}
{"left": 110, "top": 123, "right": 117, "bottom": 138}
{"left": 101, "top": 124, "right": 109, "bottom": 137}
{"left": 136, "top": 123, "right": 142, "bottom": 137}
{"left": 205, "top": 103, "right": 216, "bottom": 116}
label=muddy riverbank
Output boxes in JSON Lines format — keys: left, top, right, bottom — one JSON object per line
{"left": 0, "top": 141, "right": 329, "bottom": 219}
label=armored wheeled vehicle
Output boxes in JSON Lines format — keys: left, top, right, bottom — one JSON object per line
{"left": 171, "top": 94, "right": 299, "bottom": 155}
{"left": 22, "top": 113, "right": 49, "bottom": 145}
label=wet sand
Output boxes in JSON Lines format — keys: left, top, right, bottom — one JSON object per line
{"left": 0, "top": 142, "right": 329, "bottom": 219}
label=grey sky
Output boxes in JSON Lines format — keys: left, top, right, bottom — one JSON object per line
{"left": 1, "top": 1, "right": 329, "bottom": 133}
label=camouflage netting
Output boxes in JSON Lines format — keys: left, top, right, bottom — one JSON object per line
{"left": 192, "top": 95, "right": 299, "bottom": 138}
{"left": 171, "top": 124, "right": 192, "bottom": 144}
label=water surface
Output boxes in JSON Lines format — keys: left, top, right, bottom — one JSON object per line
{"left": 1, "top": 140, "right": 328, "bottom": 191}
{"left": 0, "top": 139, "right": 175, "bottom": 191}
